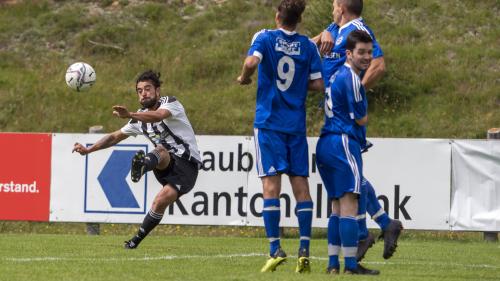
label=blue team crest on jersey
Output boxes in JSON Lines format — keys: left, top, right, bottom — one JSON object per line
{"left": 335, "top": 36, "right": 343, "bottom": 45}
{"left": 275, "top": 38, "right": 301, "bottom": 55}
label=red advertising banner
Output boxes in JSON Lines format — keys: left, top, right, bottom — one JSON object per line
{"left": 0, "top": 133, "right": 51, "bottom": 221}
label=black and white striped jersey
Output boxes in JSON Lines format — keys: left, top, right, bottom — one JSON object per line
{"left": 120, "top": 96, "right": 201, "bottom": 164}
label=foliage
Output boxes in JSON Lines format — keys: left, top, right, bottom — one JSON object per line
{"left": 0, "top": 0, "right": 498, "bottom": 138}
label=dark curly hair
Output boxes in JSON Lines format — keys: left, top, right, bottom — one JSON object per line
{"left": 136, "top": 70, "right": 162, "bottom": 89}
{"left": 277, "top": 0, "right": 306, "bottom": 27}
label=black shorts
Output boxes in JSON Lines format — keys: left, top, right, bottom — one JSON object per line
{"left": 153, "top": 153, "right": 199, "bottom": 197}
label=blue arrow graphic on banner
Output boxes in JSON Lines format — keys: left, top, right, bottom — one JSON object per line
{"left": 97, "top": 150, "right": 140, "bottom": 208}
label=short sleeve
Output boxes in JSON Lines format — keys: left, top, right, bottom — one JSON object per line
{"left": 120, "top": 120, "right": 142, "bottom": 136}
{"left": 309, "top": 40, "right": 323, "bottom": 80}
{"left": 247, "top": 29, "right": 267, "bottom": 60}
{"left": 159, "top": 96, "right": 184, "bottom": 118}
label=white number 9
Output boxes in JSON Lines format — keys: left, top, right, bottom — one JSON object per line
{"left": 276, "top": 56, "right": 295, "bottom": 91}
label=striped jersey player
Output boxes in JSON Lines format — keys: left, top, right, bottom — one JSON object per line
{"left": 73, "top": 70, "right": 200, "bottom": 250}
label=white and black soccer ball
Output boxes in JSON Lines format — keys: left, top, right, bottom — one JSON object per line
{"left": 65, "top": 62, "right": 96, "bottom": 91}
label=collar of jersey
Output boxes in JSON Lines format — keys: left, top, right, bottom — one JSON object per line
{"left": 278, "top": 28, "right": 297, "bottom": 36}
{"left": 338, "top": 17, "right": 363, "bottom": 34}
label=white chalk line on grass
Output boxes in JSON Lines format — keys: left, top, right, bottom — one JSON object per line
{"left": 2, "top": 254, "right": 498, "bottom": 269}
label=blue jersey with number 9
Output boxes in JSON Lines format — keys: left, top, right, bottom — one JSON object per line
{"left": 248, "top": 29, "right": 323, "bottom": 136}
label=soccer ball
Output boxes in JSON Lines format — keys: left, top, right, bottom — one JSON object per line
{"left": 65, "top": 62, "right": 96, "bottom": 91}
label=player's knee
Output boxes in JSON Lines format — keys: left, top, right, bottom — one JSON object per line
{"left": 155, "top": 147, "right": 170, "bottom": 170}
{"left": 152, "top": 188, "right": 176, "bottom": 212}
{"left": 294, "top": 188, "right": 312, "bottom": 201}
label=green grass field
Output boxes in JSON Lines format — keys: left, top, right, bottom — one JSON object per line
{"left": 0, "top": 233, "right": 499, "bottom": 281}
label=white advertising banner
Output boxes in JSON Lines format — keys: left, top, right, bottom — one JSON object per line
{"left": 361, "top": 138, "right": 451, "bottom": 230}
{"left": 450, "top": 140, "right": 500, "bottom": 231}
{"left": 51, "top": 134, "right": 452, "bottom": 230}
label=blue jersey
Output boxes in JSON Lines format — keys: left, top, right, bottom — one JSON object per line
{"left": 322, "top": 64, "right": 367, "bottom": 145}
{"left": 323, "top": 18, "right": 383, "bottom": 83}
{"left": 248, "top": 28, "right": 323, "bottom": 135}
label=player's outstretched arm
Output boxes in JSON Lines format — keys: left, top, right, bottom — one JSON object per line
{"left": 72, "top": 130, "right": 129, "bottom": 155}
{"left": 113, "top": 105, "right": 171, "bottom": 123}
{"left": 362, "top": 57, "right": 385, "bottom": 90}
{"left": 237, "top": 56, "right": 260, "bottom": 85}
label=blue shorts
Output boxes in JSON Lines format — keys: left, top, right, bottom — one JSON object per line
{"left": 316, "top": 133, "right": 363, "bottom": 199}
{"left": 253, "top": 128, "right": 309, "bottom": 177}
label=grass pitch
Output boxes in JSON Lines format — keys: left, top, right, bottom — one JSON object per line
{"left": 0, "top": 234, "right": 498, "bottom": 281}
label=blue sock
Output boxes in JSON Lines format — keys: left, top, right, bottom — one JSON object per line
{"left": 263, "top": 198, "right": 281, "bottom": 256}
{"left": 327, "top": 214, "right": 340, "bottom": 269}
{"left": 295, "top": 201, "right": 313, "bottom": 255}
{"left": 358, "top": 180, "right": 369, "bottom": 240}
{"left": 365, "top": 180, "right": 391, "bottom": 230}
{"left": 340, "top": 216, "right": 358, "bottom": 271}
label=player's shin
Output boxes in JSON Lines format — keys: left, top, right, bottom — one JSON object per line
{"left": 339, "top": 216, "right": 358, "bottom": 271}
{"left": 365, "top": 180, "right": 390, "bottom": 230}
{"left": 327, "top": 214, "right": 341, "bottom": 270}
{"left": 126, "top": 209, "right": 163, "bottom": 248}
{"left": 295, "top": 201, "right": 313, "bottom": 256}
{"left": 263, "top": 198, "right": 281, "bottom": 256}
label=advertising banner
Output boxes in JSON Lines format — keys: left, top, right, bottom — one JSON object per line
{"left": 0, "top": 133, "right": 51, "bottom": 221}
{"left": 450, "top": 140, "right": 500, "bottom": 231}
{"left": 50, "top": 134, "right": 452, "bottom": 230}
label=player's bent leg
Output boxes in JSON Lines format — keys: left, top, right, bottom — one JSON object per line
{"left": 381, "top": 219, "right": 403, "bottom": 259}
{"left": 131, "top": 150, "right": 146, "bottom": 183}
{"left": 365, "top": 179, "right": 391, "bottom": 230}
{"left": 364, "top": 179, "right": 403, "bottom": 259}
{"left": 124, "top": 185, "right": 178, "bottom": 249}
{"left": 363, "top": 179, "right": 403, "bottom": 259}
{"left": 131, "top": 147, "right": 171, "bottom": 183}
{"left": 152, "top": 145, "right": 170, "bottom": 170}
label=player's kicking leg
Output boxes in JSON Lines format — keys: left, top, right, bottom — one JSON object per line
{"left": 131, "top": 148, "right": 165, "bottom": 183}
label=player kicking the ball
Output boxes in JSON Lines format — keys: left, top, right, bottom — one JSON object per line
{"left": 73, "top": 70, "right": 201, "bottom": 249}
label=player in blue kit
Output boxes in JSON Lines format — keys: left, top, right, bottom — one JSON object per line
{"left": 316, "top": 30, "right": 379, "bottom": 275}
{"left": 313, "top": 0, "right": 402, "bottom": 264}
{"left": 237, "top": 0, "right": 324, "bottom": 273}
{"left": 313, "top": 0, "right": 385, "bottom": 89}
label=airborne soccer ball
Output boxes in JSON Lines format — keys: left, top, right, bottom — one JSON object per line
{"left": 65, "top": 62, "right": 96, "bottom": 91}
